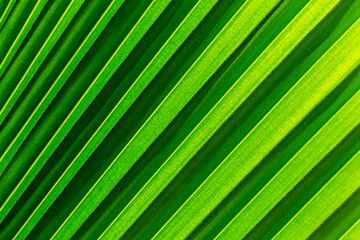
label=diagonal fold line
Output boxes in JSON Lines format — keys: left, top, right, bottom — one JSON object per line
{"left": 214, "top": 77, "right": 360, "bottom": 239}
{"left": 101, "top": 2, "right": 326, "bottom": 239}
{"left": 272, "top": 149, "right": 360, "bottom": 239}
{"left": 0, "top": 0, "right": 17, "bottom": 32}
{"left": 0, "top": 0, "right": 126, "bottom": 223}
{"left": 0, "top": 0, "right": 86, "bottom": 126}
{"left": 0, "top": 0, "right": 48, "bottom": 78}
{"left": 46, "top": 0, "right": 289, "bottom": 239}
{"left": 339, "top": 216, "right": 360, "bottom": 240}
{"left": 153, "top": 13, "right": 360, "bottom": 240}
{"left": 11, "top": 0, "right": 173, "bottom": 238}
{"left": 0, "top": 0, "right": 124, "bottom": 181}
{"left": 23, "top": 0, "right": 219, "bottom": 235}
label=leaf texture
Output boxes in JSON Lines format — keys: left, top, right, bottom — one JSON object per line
{"left": 0, "top": 0, "right": 359, "bottom": 239}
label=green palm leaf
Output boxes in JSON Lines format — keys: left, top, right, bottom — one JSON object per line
{"left": 0, "top": 0, "right": 359, "bottom": 239}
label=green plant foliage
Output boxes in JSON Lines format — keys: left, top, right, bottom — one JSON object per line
{"left": 0, "top": 0, "right": 359, "bottom": 239}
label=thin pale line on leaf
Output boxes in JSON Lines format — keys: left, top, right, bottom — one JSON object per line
{"left": 0, "top": 0, "right": 17, "bottom": 31}
{"left": 155, "top": 8, "right": 360, "bottom": 239}
{"left": 339, "top": 216, "right": 360, "bottom": 240}
{"left": 104, "top": 1, "right": 287, "bottom": 235}
{"left": 0, "top": 0, "right": 124, "bottom": 178}
{"left": 272, "top": 147, "right": 360, "bottom": 239}
{"left": 51, "top": 0, "right": 255, "bottom": 237}
{"left": 0, "top": 0, "right": 47, "bottom": 78}
{"left": 55, "top": 0, "right": 290, "bottom": 239}
{"left": 0, "top": 0, "right": 85, "bottom": 125}
{"left": 151, "top": 0, "right": 347, "bottom": 238}
{"left": 12, "top": 1, "right": 171, "bottom": 238}
{"left": 214, "top": 70, "right": 360, "bottom": 239}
